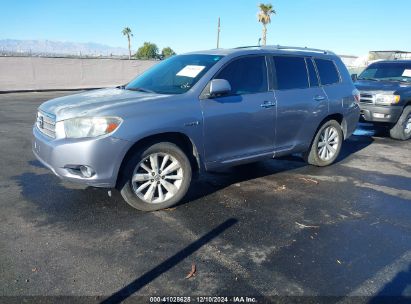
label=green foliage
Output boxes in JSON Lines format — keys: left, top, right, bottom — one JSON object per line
{"left": 258, "top": 3, "right": 276, "bottom": 25}
{"left": 161, "top": 47, "right": 176, "bottom": 59}
{"left": 122, "top": 27, "right": 133, "bottom": 37}
{"left": 135, "top": 42, "right": 159, "bottom": 60}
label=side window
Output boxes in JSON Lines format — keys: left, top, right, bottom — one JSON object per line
{"left": 215, "top": 56, "right": 268, "bottom": 95}
{"left": 273, "top": 56, "right": 309, "bottom": 90}
{"left": 314, "top": 59, "right": 340, "bottom": 85}
{"left": 306, "top": 58, "right": 319, "bottom": 87}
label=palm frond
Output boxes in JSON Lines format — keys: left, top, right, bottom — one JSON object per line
{"left": 122, "top": 27, "right": 132, "bottom": 36}
{"left": 257, "top": 3, "right": 276, "bottom": 24}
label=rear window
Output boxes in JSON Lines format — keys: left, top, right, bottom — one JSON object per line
{"left": 314, "top": 59, "right": 340, "bottom": 85}
{"left": 273, "top": 56, "right": 309, "bottom": 90}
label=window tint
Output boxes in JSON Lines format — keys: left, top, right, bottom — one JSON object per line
{"left": 273, "top": 56, "right": 309, "bottom": 90}
{"left": 215, "top": 56, "right": 268, "bottom": 95}
{"left": 306, "top": 58, "right": 319, "bottom": 87}
{"left": 314, "top": 59, "right": 340, "bottom": 85}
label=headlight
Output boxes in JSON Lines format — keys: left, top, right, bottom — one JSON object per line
{"left": 55, "top": 117, "right": 122, "bottom": 139}
{"left": 375, "top": 94, "right": 400, "bottom": 105}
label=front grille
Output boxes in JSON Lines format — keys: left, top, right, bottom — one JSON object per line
{"left": 359, "top": 93, "right": 375, "bottom": 104}
{"left": 36, "top": 111, "right": 56, "bottom": 138}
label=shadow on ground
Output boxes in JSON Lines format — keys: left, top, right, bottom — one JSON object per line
{"left": 355, "top": 122, "right": 392, "bottom": 139}
{"left": 184, "top": 134, "right": 373, "bottom": 205}
{"left": 336, "top": 134, "right": 374, "bottom": 163}
{"left": 101, "top": 218, "right": 238, "bottom": 303}
{"left": 369, "top": 265, "right": 411, "bottom": 303}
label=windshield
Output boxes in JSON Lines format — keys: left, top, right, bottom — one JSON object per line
{"left": 125, "top": 54, "right": 224, "bottom": 94}
{"left": 358, "top": 62, "right": 411, "bottom": 82}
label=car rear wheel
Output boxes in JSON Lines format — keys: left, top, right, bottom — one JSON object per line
{"left": 119, "top": 142, "right": 192, "bottom": 211}
{"left": 304, "top": 120, "right": 343, "bottom": 167}
{"left": 389, "top": 106, "right": 411, "bottom": 140}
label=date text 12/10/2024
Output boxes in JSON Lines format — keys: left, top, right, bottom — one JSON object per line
{"left": 149, "top": 296, "right": 258, "bottom": 303}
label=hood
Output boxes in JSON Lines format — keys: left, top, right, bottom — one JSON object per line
{"left": 354, "top": 79, "right": 411, "bottom": 94}
{"left": 39, "top": 88, "right": 169, "bottom": 121}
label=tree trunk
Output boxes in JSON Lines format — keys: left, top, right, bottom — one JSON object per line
{"left": 128, "top": 36, "right": 131, "bottom": 60}
{"left": 262, "top": 25, "right": 267, "bottom": 46}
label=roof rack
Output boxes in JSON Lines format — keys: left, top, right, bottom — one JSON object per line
{"left": 234, "top": 45, "right": 260, "bottom": 49}
{"left": 234, "top": 45, "right": 334, "bottom": 55}
{"left": 269, "top": 45, "right": 334, "bottom": 54}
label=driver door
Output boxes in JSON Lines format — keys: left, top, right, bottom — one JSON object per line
{"left": 200, "top": 55, "right": 276, "bottom": 166}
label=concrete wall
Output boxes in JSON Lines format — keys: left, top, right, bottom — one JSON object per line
{"left": 0, "top": 57, "right": 157, "bottom": 92}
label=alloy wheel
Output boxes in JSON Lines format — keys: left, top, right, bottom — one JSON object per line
{"left": 404, "top": 114, "right": 411, "bottom": 135}
{"left": 317, "top": 126, "right": 340, "bottom": 161}
{"left": 131, "top": 152, "right": 184, "bottom": 204}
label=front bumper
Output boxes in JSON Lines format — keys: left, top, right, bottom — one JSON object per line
{"left": 359, "top": 104, "right": 403, "bottom": 123}
{"left": 32, "top": 126, "right": 132, "bottom": 188}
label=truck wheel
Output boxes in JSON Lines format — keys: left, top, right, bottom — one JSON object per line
{"left": 304, "top": 120, "right": 343, "bottom": 167}
{"left": 119, "top": 142, "right": 192, "bottom": 211}
{"left": 389, "top": 106, "right": 411, "bottom": 140}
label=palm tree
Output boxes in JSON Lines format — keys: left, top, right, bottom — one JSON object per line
{"left": 122, "top": 27, "right": 133, "bottom": 59}
{"left": 257, "top": 3, "right": 276, "bottom": 46}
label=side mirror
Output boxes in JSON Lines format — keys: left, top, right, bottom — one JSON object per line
{"left": 351, "top": 74, "right": 358, "bottom": 82}
{"left": 209, "top": 79, "right": 231, "bottom": 97}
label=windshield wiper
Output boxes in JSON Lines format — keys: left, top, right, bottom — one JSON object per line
{"left": 127, "top": 87, "right": 155, "bottom": 93}
{"left": 358, "top": 77, "right": 380, "bottom": 81}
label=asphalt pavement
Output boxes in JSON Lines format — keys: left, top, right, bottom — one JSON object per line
{"left": 0, "top": 91, "right": 410, "bottom": 302}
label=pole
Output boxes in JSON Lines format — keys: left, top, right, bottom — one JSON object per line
{"left": 216, "top": 17, "right": 221, "bottom": 49}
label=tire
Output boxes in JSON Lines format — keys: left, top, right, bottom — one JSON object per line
{"left": 304, "top": 120, "right": 343, "bottom": 167}
{"left": 389, "top": 106, "right": 411, "bottom": 141}
{"left": 119, "top": 142, "right": 192, "bottom": 211}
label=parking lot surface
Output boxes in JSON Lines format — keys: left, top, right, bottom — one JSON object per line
{"left": 0, "top": 91, "right": 410, "bottom": 301}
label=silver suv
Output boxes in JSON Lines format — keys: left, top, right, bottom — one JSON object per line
{"left": 33, "top": 46, "right": 360, "bottom": 211}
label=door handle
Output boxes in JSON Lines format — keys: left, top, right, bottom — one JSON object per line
{"left": 313, "top": 95, "right": 326, "bottom": 101}
{"left": 260, "top": 101, "right": 276, "bottom": 108}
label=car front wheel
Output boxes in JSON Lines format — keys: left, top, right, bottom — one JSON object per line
{"left": 304, "top": 120, "right": 343, "bottom": 167}
{"left": 119, "top": 142, "right": 192, "bottom": 211}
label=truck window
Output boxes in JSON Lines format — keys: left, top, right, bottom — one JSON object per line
{"left": 273, "top": 56, "right": 309, "bottom": 90}
{"left": 314, "top": 59, "right": 340, "bottom": 85}
{"left": 358, "top": 62, "right": 411, "bottom": 82}
{"left": 215, "top": 56, "right": 268, "bottom": 95}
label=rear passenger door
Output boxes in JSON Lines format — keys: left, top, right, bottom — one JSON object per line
{"left": 201, "top": 56, "right": 276, "bottom": 164}
{"left": 273, "top": 56, "right": 328, "bottom": 152}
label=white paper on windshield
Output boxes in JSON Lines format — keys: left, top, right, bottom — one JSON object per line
{"left": 176, "top": 65, "right": 205, "bottom": 78}
{"left": 402, "top": 69, "right": 411, "bottom": 77}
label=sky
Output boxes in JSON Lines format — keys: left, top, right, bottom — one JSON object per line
{"left": 1, "top": 0, "right": 410, "bottom": 56}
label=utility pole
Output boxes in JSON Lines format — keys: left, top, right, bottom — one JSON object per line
{"left": 216, "top": 17, "right": 221, "bottom": 49}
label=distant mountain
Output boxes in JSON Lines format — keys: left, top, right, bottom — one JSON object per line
{"left": 0, "top": 39, "right": 129, "bottom": 56}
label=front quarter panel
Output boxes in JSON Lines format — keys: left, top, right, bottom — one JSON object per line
{"left": 396, "top": 89, "right": 411, "bottom": 107}
{"left": 110, "top": 94, "right": 204, "bottom": 156}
